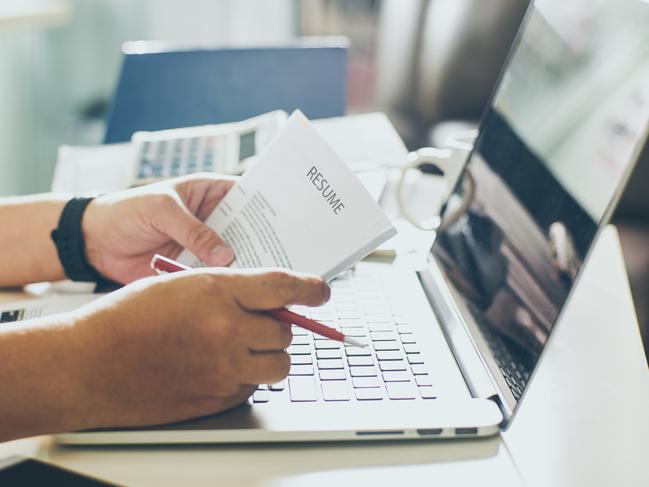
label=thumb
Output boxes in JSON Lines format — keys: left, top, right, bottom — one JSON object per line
{"left": 159, "top": 203, "right": 234, "bottom": 266}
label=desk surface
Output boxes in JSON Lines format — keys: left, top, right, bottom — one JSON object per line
{"left": 0, "top": 226, "right": 647, "bottom": 487}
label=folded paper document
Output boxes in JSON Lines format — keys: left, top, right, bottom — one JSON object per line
{"left": 178, "top": 111, "right": 397, "bottom": 280}
{"left": 0, "top": 295, "right": 101, "bottom": 324}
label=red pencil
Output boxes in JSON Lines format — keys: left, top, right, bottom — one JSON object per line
{"left": 150, "top": 254, "right": 367, "bottom": 348}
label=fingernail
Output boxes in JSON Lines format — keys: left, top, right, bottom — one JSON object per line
{"left": 209, "top": 243, "right": 234, "bottom": 265}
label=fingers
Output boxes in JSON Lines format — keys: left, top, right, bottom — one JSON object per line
{"left": 230, "top": 269, "right": 330, "bottom": 311}
{"left": 157, "top": 199, "right": 234, "bottom": 266}
{"left": 174, "top": 174, "right": 237, "bottom": 222}
{"left": 241, "top": 314, "right": 293, "bottom": 351}
{"left": 239, "top": 351, "right": 291, "bottom": 385}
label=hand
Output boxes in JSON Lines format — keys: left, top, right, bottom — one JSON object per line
{"left": 67, "top": 267, "right": 329, "bottom": 429}
{"left": 82, "top": 173, "right": 236, "bottom": 284}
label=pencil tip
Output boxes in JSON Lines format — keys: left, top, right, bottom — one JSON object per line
{"left": 343, "top": 336, "right": 367, "bottom": 348}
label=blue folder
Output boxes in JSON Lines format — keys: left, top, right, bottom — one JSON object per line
{"left": 104, "top": 40, "right": 348, "bottom": 143}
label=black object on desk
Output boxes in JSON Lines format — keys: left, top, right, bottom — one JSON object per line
{"left": 0, "top": 456, "right": 117, "bottom": 486}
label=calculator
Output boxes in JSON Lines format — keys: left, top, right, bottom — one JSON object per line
{"left": 130, "top": 110, "right": 286, "bottom": 185}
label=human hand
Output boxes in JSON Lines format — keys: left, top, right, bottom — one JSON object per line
{"left": 67, "top": 267, "right": 329, "bottom": 429}
{"left": 81, "top": 173, "right": 236, "bottom": 284}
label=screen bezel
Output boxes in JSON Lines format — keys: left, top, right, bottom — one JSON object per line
{"left": 427, "top": 0, "right": 649, "bottom": 426}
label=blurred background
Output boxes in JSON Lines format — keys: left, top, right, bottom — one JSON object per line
{"left": 0, "top": 0, "right": 647, "bottom": 357}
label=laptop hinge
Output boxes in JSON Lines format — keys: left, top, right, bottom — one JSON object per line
{"left": 417, "top": 262, "right": 514, "bottom": 424}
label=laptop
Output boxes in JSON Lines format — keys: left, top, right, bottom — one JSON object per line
{"left": 58, "top": 0, "right": 649, "bottom": 444}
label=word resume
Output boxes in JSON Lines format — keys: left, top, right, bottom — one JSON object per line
{"left": 178, "top": 110, "right": 396, "bottom": 280}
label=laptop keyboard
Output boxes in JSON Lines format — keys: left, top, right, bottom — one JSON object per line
{"left": 251, "top": 267, "right": 437, "bottom": 404}
{"left": 478, "top": 321, "right": 531, "bottom": 401}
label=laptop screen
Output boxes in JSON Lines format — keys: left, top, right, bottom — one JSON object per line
{"left": 431, "top": 0, "right": 649, "bottom": 407}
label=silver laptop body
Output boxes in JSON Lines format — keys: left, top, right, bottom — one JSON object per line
{"left": 58, "top": 0, "right": 649, "bottom": 444}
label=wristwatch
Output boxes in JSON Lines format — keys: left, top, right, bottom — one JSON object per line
{"left": 50, "top": 197, "right": 103, "bottom": 283}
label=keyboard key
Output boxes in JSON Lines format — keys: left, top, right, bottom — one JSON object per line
{"left": 376, "top": 350, "right": 402, "bottom": 361}
{"left": 403, "top": 344, "right": 420, "bottom": 354}
{"left": 368, "top": 323, "right": 394, "bottom": 332}
{"left": 291, "top": 355, "right": 313, "bottom": 365}
{"left": 341, "top": 327, "right": 368, "bottom": 337}
{"left": 318, "top": 359, "right": 345, "bottom": 370}
{"left": 386, "top": 382, "right": 417, "bottom": 400}
{"left": 257, "top": 384, "right": 268, "bottom": 390}
{"left": 353, "top": 376, "right": 382, "bottom": 388}
{"left": 399, "top": 334, "right": 417, "bottom": 344}
{"left": 373, "top": 341, "right": 400, "bottom": 351}
{"left": 382, "top": 370, "right": 411, "bottom": 382}
{"left": 253, "top": 390, "right": 270, "bottom": 403}
{"left": 347, "top": 355, "right": 374, "bottom": 367}
{"left": 371, "top": 331, "right": 398, "bottom": 341}
{"left": 292, "top": 336, "right": 310, "bottom": 346}
{"left": 338, "top": 310, "right": 362, "bottom": 319}
{"left": 407, "top": 354, "right": 424, "bottom": 365}
{"left": 379, "top": 360, "right": 408, "bottom": 372}
{"left": 345, "top": 347, "right": 372, "bottom": 357}
{"left": 321, "top": 381, "right": 352, "bottom": 401}
{"left": 419, "top": 386, "right": 437, "bottom": 399}
{"left": 315, "top": 340, "right": 340, "bottom": 350}
{"left": 365, "top": 313, "right": 392, "bottom": 323}
{"left": 397, "top": 325, "right": 413, "bottom": 335}
{"left": 354, "top": 388, "right": 384, "bottom": 401}
{"left": 288, "top": 345, "right": 311, "bottom": 355}
{"left": 289, "top": 376, "right": 318, "bottom": 402}
{"left": 317, "top": 349, "right": 342, "bottom": 359}
{"left": 320, "top": 369, "right": 347, "bottom": 381}
{"left": 415, "top": 375, "right": 432, "bottom": 386}
{"left": 269, "top": 380, "right": 286, "bottom": 391}
{"left": 411, "top": 364, "right": 428, "bottom": 375}
{"left": 350, "top": 366, "right": 378, "bottom": 377}
{"left": 289, "top": 365, "right": 314, "bottom": 376}
{"left": 310, "top": 312, "right": 336, "bottom": 321}
{"left": 338, "top": 318, "right": 365, "bottom": 327}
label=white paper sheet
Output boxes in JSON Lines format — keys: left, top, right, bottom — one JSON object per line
{"left": 178, "top": 111, "right": 397, "bottom": 280}
{"left": 0, "top": 294, "right": 102, "bottom": 324}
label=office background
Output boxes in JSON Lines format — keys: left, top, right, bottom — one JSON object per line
{"left": 0, "top": 0, "right": 647, "bottom": 357}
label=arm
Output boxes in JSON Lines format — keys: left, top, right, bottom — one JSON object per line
{"left": 0, "top": 173, "right": 236, "bottom": 288}
{"left": 0, "top": 195, "right": 68, "bottom": 287}
{"left": 0, "top": 267, "right": 329, "bottom": 442}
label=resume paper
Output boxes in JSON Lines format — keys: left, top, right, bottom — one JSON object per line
{"left": 178, "top": 110, "right": 396, "bottom": 280}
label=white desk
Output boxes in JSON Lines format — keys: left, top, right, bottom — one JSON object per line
{"left": 0, "top": 226, "right": 647, "bottom": 486}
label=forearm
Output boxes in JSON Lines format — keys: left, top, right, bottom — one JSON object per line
{"left": 0, "top": 195, "right": 68, "bottom": 287}
{"left": 0, "top": 313, "right": 99, "bottom": 442}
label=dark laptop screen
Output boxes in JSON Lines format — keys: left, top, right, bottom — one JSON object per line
{"left": 432, "top": 0, "right": 649, "bottom": 404}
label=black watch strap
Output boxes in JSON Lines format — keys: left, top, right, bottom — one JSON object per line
{"left": 51, "top": 197, "right": 103, "bottom": 283}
